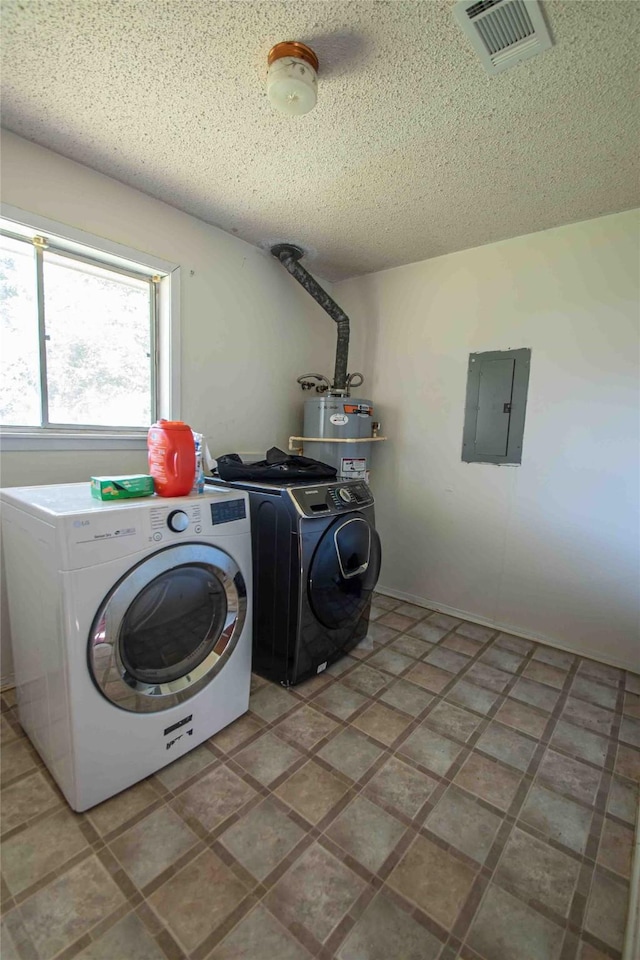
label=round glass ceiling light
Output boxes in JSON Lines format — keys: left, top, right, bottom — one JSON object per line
{"left": 267, "top": 41, "right": 319, "bottom": 116}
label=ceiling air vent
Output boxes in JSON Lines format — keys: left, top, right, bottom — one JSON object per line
{"left": 453, "top": 0, "right": 553, "bottom": 75}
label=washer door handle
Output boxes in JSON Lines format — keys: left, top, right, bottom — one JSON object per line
{"left": 334, "top": 517, "right": 371, "bottom": 580}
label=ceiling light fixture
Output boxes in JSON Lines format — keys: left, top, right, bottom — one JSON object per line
{"left": 267, "top": 41, "right": 319, "bottom": 116}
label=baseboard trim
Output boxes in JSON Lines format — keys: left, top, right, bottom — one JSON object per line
{"left": 375, "top": 585, "right": 638, "bottom": 674}
{"left": 1, "top": 674, "right": 15, "bottom": 692}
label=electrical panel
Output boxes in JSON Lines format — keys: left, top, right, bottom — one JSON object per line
{"left": 462, "top": 348, "right": 531, "bottom": 464}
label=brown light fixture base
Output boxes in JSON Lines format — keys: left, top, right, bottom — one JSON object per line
{"left": 268, "top": 41, "right": 319, "bottom": 72}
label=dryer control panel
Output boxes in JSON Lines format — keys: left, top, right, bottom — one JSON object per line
{"left": 288, "top": 480, "right": 374, "bottom": 518}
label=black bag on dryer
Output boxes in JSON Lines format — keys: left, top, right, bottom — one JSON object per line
{"left": 215, "top": 447, "right": 337, "bottom": 482}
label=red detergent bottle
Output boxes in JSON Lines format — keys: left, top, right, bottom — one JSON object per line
{"left": 147, "top": 420, "right": 196, "bottom": 497}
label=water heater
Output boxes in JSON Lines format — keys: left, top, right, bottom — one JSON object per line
{"left": 302, "top": 396, "right": 375, "bottom": 481}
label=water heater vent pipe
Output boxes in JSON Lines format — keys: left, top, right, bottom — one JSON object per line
{"left": 271, "top": 243, "right": 351, "bottom": 394}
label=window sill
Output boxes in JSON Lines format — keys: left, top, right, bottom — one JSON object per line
{"left": 0, "top": 432, "right": 148, "bottom": 452}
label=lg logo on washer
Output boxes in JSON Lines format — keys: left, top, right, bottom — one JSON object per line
{"left": 70, "top": 517, "right": 138, "bottom": 542}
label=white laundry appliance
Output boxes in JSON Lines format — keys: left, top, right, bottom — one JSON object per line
{"left": 0, "top": 483, "right": 252, "bottom": 811}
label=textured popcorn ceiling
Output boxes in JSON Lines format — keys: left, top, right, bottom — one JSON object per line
{"left": 1, "top": 1, "right": 638, "bottom": 281}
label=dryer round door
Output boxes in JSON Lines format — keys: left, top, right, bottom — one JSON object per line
{"left": 88, "top": 543, "right": 247, "bottom": 713}
{"left": 308, "top": 514, "right": 381, "bottom": 630}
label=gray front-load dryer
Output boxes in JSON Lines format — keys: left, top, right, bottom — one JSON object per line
{"left": 206, "top": 477, "right": 381, "bottom": 685}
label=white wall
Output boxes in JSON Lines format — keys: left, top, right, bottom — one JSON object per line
{"left": 337, "top": 210, "right": 640, "bottom": 670}
{"left": 0, "top": 131, "right": 354, "bottom": 684}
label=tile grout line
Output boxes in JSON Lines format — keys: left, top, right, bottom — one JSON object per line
{"left": 454, "top": 652, "right": 586, "bottom": 956}
{"left": 571, "top": 672, "right": 632, "bottom": 960}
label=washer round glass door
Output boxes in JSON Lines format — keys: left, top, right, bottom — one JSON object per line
{"left": 89, "top": 543, "right": 247, "bottom": 712}
{"left": 308, "top": 515, "right": 381, "bottom": 629}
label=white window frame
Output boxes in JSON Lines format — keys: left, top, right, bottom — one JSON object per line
{"left": 0, "top": 204, "right": 180, "bottom": 451}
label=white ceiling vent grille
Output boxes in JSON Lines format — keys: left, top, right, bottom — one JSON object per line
{"left": 453, "top": 0, "right": 553, "bottom": 75}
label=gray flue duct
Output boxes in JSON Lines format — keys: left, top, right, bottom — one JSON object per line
{"left": 271, "top": 244, "right": 352, "bottom": 394}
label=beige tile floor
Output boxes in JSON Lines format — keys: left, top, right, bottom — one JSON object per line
{"left": 1, "top": 593, "right": 639, "bottom": 960}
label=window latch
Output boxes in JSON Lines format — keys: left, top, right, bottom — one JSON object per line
{"left": 503, "top": 402, "right": 512, "bottom": 414}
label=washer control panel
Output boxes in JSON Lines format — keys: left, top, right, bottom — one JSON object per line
{"left": 150, "top": 502, "right": 204, "bottom": 542}
{"left": 289, "top": 480, "right": 374, "bottom": 517}
{"left": 147, "top": 495, "right": 248, "bottom": 542}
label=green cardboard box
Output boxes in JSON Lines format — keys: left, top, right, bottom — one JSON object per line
{"left": 90, "top": 474, "right": 155, "bottom": 501}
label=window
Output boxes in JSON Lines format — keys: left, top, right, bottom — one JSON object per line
{"left": 0, "top": 206, "right": 179, "bottom": 449}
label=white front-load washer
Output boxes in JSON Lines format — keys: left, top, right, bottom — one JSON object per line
{"left": 0, "top": 483, "right": 253, "bottom": 811}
